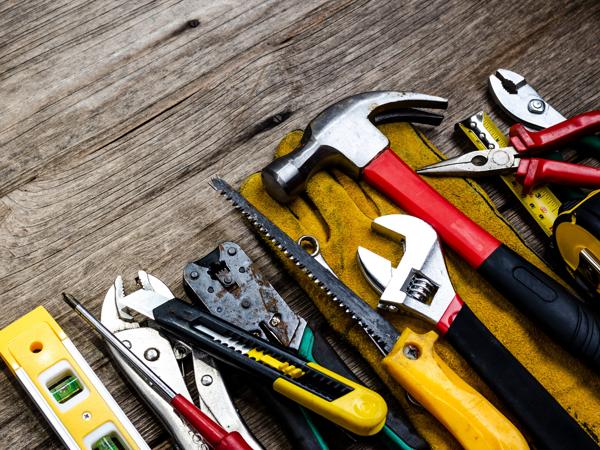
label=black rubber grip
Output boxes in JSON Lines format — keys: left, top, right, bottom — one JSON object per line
{"left": 308, "top": 328, "right": 429, "bottom": 450}
{"left": 253, "top": 383, "right": 335, "bottom": 450}
{"left": 446, "top": 304, "right": 598, "bottom": 450}
{"left": 479, "top": 244, "right": 600, "bottom": 369}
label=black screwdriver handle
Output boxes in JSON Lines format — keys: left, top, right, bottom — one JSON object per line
{"left": 446, "top": 303, "right": 598, "bottom": 450}
{"left": 478, "top": 244, "right": 600, "bottom": 370}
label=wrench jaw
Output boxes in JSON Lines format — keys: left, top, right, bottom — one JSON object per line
{"left": 358, "top": 215, "right": 457, "bottom": 326}
{"left": 101, "top": 271, "right": 174, "bottom": 332}
{"left": 100, "top": 276, "right": 138, "bottom": 333}
{"left": 357, "top": 247, "right": 392, "bottom": 296}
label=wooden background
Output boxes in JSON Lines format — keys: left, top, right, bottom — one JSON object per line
{"left": 0, "top": 0, "right": 598, "bottom": 448}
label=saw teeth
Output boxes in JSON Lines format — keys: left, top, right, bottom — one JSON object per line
{"left": 214, "top": 179, "right": 392, "bottom": 352}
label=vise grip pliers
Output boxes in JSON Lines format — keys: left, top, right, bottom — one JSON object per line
{"left": 100, "top": 270, "right": 262, "bottom": 450}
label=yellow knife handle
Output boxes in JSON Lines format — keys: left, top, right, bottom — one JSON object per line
{"left": 272, "top": 361, "right": 388, "bottom": 436}
{"left": 383, "top": 328, "right": 529, "bottom": 450}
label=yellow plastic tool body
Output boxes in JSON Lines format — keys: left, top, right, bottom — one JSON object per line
{"left": 457, "top": 111, "right": 561, "bottom": 236}
{"left": 0, "top": 307, "right": 148, "bottom": 450}
{"left": 383, "top": 328, "right": 529, "bottom": 450}
{"left": 249, "top": 345, "right": 388, "bottom": 436}
{"left": 554, "top": 189, "right": 600, "bottom": 295}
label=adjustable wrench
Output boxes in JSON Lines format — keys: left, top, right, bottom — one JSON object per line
{"left": 357, "top": 214, "right": 596, "bottom": 450}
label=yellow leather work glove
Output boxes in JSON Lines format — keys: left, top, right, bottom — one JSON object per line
{"left": 240, "top": 124, "right": 600, "bottom": 449}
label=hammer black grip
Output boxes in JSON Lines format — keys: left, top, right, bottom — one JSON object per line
{"left": 446, "top": 304, "right": 598, "bottom": 450}
{"left": 479, "top": 244, "right": 600, "bottom": 370}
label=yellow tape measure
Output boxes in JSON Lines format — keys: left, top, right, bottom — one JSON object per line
{"left": 456, "top": 112, "right": 561, "bottom": 236}
{"left": 0, "top": 307, "right": 149, "bottom": 450}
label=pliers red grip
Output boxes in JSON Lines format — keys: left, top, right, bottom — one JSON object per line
{"left": 510, "top": 110, "right": 600, "bottom": 153}
{"left": 417, "top": 110, "right": 600, "bottom": 193}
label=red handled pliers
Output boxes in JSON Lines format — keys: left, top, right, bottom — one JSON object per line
{"left": 417, "top": 110, "right": 600, "bottom": 193}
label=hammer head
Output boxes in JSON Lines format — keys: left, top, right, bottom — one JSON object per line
{"left": 261, "top": 91, "right": 448, "bottom": 203}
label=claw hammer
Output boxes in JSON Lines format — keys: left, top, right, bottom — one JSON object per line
{"left": 261, "top": 91, "right": 600, "bottom": 370}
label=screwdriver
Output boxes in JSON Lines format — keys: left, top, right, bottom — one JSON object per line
{"left": 62, "top": 293, "right": 253, "bottom": 450}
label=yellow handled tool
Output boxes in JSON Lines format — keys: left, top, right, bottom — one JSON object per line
{"left": 384, "top": 329, "right": 528, "bottom": 450}
{"left": 116, "top": 290, "right": 388, "bottom": 437}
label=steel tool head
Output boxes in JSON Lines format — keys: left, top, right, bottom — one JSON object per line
{"left": 357, "top": 215, "right": 456, "bottom": 324}
{"left": 416, "top": 147, "right": 519, "bottom": 177}
{"left": 261, "top": 91, "right": 448, "bottom": 203}
{"left": 101, "top": 271, "right": 174, "bottom": 331}
{"left": 183, "top": 242, "right": 307, "bottom": 349}
{"left": 489, "top": 69, "right": 565, "bottom": 129}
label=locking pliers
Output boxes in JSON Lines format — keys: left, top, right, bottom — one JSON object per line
{"left": 100, "top": 271, "right": 262, "bottom": 450}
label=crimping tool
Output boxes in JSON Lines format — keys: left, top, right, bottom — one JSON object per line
{"left": 183, "top": 241, "right": 428, "bottom": 450}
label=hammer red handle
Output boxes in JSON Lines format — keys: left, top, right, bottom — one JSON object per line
{"left": 509, "top": 110, "right": 600, "bottom": 154}
{"left": 364, "top": 148, "right": 500, "bottom": 267}
{"left": 516, "top": 158, "right": 600, "bottom": 194}
{"left": 364, "top": 148, "right": 600, "bottom": 371}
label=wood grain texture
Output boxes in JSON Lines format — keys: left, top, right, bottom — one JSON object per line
{"left": 0, "top": 0, "right": 598, "bottom": 448}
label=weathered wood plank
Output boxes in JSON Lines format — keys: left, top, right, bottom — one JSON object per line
{"left": 0, "top": 0, "right": 598, "bottom": 448}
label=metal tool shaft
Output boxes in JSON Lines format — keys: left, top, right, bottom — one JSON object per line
{"left": 62, "top": 293, "right": 176, "bottom": 403}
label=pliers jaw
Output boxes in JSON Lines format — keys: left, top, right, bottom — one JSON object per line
{"left": 100, "top": 271, "right": 173, "bottom": 333}
{"left": 101, "top": 276, "right": 138, "bottom": 333}
{"left": 489, "top": 69, "right": 565, "bottom": 129}
{"left": 416, "top": 147, "right": 519, "bottom": 177}
{"left": 99, "top": 271, "right": 263, "bottom": 450}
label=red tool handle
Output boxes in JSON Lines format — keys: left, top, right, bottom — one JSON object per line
{"left": 516, "top": 158, "right": 600, "bottom": 194}
{"left": 171, "top": 394, "right": 253, "bottom": 450}
{"left": 509, "top": 110, "right": 600, "bottom": 153}
{"left": 364, "top": 147, "right": 600, "bottom": 372}
{"left": 363, "top": 148, "right": 501, "bottom": 267}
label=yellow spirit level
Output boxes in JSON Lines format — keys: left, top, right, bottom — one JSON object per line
{"left": 0, "top": 306, "right": 149, "bottom": 450}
